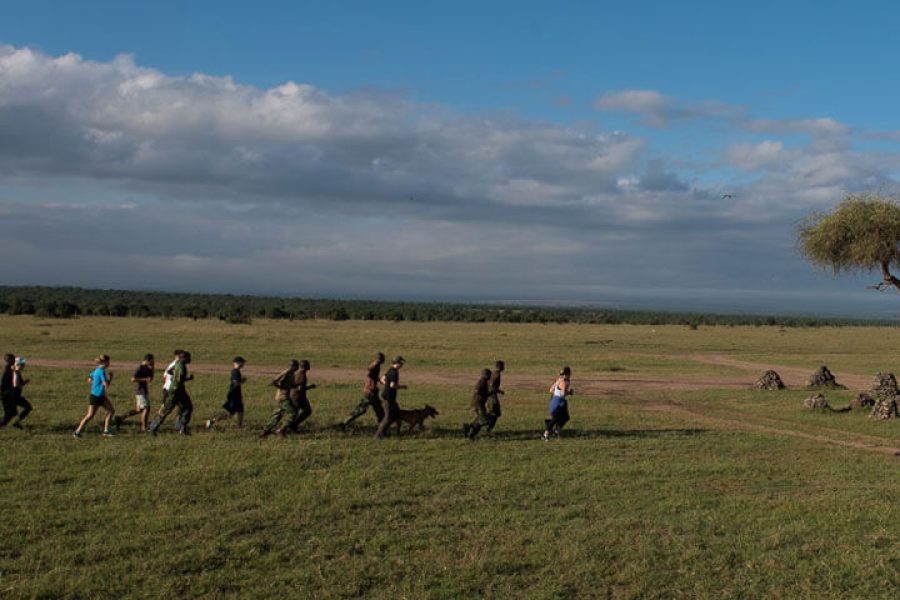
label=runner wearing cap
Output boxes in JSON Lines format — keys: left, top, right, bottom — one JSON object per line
{"left": 340, "top": 352, "right": 386, "bottom": 430}
{"left": 373, "top": 356, "right": 407, "bottom": 440}
{"left": 206, "top": 357, "right": 247, "bottom": 430}
{"left": 114, "top": 354, "right": 155, "bottom": 431}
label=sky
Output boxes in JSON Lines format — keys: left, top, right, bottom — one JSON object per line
{"left": 3, "top": 1, "right": 900, "bottom": 316}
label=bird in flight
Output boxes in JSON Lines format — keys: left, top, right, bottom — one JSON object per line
{"left": 721, "top": 193, "right": 734, "bottom": 200}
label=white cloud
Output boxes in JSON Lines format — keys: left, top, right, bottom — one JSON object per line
{"left": 727, "top": 140, "right": 785, "bottom": 170}
{"left": 1, "top": 46, "right": 900, "bottom": 312}
{"left": 594, "top": 89, "right": 741, "bottom": 127}
{"left": 0, "top": 45, "right": 649, "bottom": 218}
{"left": 742, "top": 117, "right": 851, "bottom": 137}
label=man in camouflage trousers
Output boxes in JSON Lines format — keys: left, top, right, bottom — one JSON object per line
{"left": 463, "top": 368, "right": 492, "bottom": 440}
{"left": 486, "top": 360, "right": 505, "bottom": 432}
{"left": 284, "top": 360, "right": 316, "bottom": 433}
{"left": 260, "top": 360, "right": 300, "bottom": 438}
{"left": 149, "top": 351, "right": 194, "bottom": 436}
{"left": 340, "top": 352, "right": 385, "bottom": 429}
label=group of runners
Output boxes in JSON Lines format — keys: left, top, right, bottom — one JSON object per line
{"left": 1, "top": 350, "right": 575, "bottom": 441}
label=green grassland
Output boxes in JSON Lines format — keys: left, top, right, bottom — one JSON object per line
{"left": 2, "top": 316, "right": 900, "bottom": 598}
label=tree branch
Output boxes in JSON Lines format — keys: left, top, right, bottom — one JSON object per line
{"left": 872, "top": 261, "right": 900, "bottom": 291}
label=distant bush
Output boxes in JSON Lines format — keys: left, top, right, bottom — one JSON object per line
{"left": 0, "top": 285, "right": 897, "bottom": 328}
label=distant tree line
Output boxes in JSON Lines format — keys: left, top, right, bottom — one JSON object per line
{"left": 0, "top": 286, "right": 895, "bottom": 328}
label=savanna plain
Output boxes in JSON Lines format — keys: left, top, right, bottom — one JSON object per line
{"left": 2, "top": 316, "right": 900, "bottom": 598}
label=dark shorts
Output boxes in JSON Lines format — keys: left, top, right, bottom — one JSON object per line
{"left": 385, "top": 399, "right": 400, "bottom": 421}
{"left": 89, "top": 394, "right": 108, "bottom": 407}
{"left": 223, "top": 395, "right": 244, "bottom": 414}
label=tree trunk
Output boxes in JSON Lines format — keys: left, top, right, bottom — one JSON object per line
{"left": 881, "top": 261, "right": 900, "bottom": 289}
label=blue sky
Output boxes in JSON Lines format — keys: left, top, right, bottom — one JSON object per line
{"left": 3, "top": 1, "right": 900, "bottom": 315}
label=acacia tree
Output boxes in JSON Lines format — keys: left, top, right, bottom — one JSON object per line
{"left": 798, "top": 194, "right": 900, "bottom": 291}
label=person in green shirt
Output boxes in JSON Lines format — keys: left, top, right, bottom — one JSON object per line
{"left": 148, "top": 351, "right": 195, "bottom": 436}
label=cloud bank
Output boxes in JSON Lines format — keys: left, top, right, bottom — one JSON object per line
{"left": 1, "top": 46, "right": 899, "bottom": 314}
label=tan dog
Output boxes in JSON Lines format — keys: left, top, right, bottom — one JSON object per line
{"left": 396, "top": 404, "right": 439, "bottom": 432}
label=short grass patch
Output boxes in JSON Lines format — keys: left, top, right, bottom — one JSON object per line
{"left": 2, "top": 317, "right": 900, "bottom": 597}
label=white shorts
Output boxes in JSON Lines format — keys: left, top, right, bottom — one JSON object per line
{"left": 135, "top": 395, "right": 150, "bottom": 410}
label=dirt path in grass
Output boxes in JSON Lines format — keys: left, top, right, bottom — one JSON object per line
{"left": 686, "top": 354, "right": 872, "bottom": 389}
{"left": 24, "top": 357, "right": 759, "bottom": 394}
{"left": 26, "top": 354, "right": 873, "bottom": 393}
{"left": 641, "top": 394, "right": 900, "bottom": 457}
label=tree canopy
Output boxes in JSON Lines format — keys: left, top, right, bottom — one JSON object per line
{"left": 798, "top": 193, "right": 900, "bottom": 291}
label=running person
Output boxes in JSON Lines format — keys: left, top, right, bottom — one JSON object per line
{"left": 373, "top": 356, "right": 406, "bottom": 440}
{"left": 206, "top": 357, "right": 247, "bottom": 430}
{"left": 159, "top": 349, "right": 183, "bottom": 412}
{"left": 285, "top": 360, "right": 316, "bottom": 433}
{"left": 542, "top": 366, "right": 573, "bottom": 441}
{"left": 148, "top": 351, "right": 194, "bottom": 436}
{"left": 3, "top": 357, "right": 32, "bottom": 429}
{"left": 74, "top": 355, "right": 116, "bottom": 438}
{"left": 463, "top": 368, "right": 492, "bottom": 440}
{"left": 340, "top": 352, "right": 386, "bottom": 429}
{"left": 0, "top": 354, "right": 14, "bottom": 428}
{"left": 486, "top": 360, "right": 505, "bottom": 432}
{"left": 260, "top": 360, "right": 300, "bottom": 438}
{"left": 115, "top": 354, "right": 155, "bottom": 431}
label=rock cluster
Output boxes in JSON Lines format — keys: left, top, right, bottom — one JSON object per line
{"left": 754, "top": 370, "right": 786, "bottom": 390}
{"left": 871, "top": 397, "right": 899, "bottom": 420}
{"left": 852, "top": 393, "right": 875, "bottom": 409}
{"left": 807, "top": 365, "right": 845, "bottom": 389}
{"left": 869, "top": 372, "right": 900, "bottom": 420}
{"left": 871, "top": 372, "right": 899, "bottom": 396}
{"left": 803, "top": 394, "right": 829, "bottom": 409}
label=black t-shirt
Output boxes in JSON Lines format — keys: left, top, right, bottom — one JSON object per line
{"left": 0, "top": 365, "right": 12, "bottom": 395}
{"left": 133, "top": 364, "right": 153, "bottom": 396}
{"left": 472, "top": 376, "right": 489, "bottom": 408}
{"left": 291, "top": 371, "right": 309, "bottom": 402}
{"left": 228, "top": 368, "right": 243, "bottom": 399}
{"left": 382, "top": 367, "right": 399, "bottom": 403}
{"left": 489, "top": 370, "right": 502, "bottom": 395}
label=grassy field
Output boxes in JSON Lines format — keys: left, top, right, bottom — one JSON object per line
{"left": 2, "top": 316, "right": 900, "bottom": 598}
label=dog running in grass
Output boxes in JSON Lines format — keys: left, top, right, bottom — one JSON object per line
{"left": 395, "top": 405, "right": 439, "bottom": 433}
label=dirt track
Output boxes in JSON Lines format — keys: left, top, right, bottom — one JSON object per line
{"left": 687, "top": 354, "right": 873, "bottom": 390}
{"left": 27, "top": 353, "right": 871, "bottom": 394}
{"left": 643, "top": 395, "right": 900, "bottom": 457}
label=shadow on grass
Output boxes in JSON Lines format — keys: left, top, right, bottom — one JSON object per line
{"left": 433, "top": 427, "right": 709, "bottom": 441}
{"left": 31, "top": 423, "right": 708, "bottom": 442}
{"left": 338, "top": 425, "right": 708, "bottom": 441}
